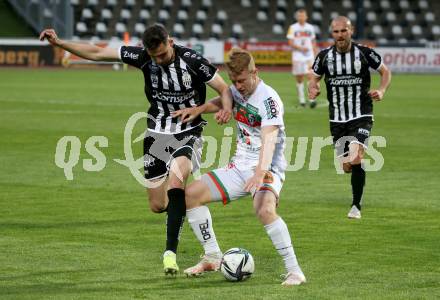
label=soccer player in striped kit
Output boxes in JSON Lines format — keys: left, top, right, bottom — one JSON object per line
{"left": 308, "top": 16, "right": 392, "bottom": 219}
{"left": 40, "top": 24, "right": 232, "bottom": 275}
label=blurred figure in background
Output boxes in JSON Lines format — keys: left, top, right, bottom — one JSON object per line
{"left": 286, "top": 9, "right": 318, "bottom": 108}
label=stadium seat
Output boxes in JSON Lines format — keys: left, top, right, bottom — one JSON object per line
{"left": 411, "top": 25, "right": 423, "bottom": 37}
{"left": 192, "top": 23, "right": 204, "bottom": 38}
{"left": 432, "top": 25, "right": 440, "bottom": 38}
{"left": 275, "top": 11, "right": 286, "bottom": 25}
{"left": 380, "top": 0, "right": 391, "bottom": 9}
{"left": 400, "top": 0, "right": 410, "bottom": 9}
{"left": 272, "top": 24, "right": 284, "bottom": 35}
{"left": 391, "top": 25, "right": 403, "bottom": 40}
{"left": 75, "top": 22, "right": 88, "bottom": 35}
{"left": 120, "top": 9, "right": 132, "bottom": 23}
{"left": 95, "top": 22, "right": 107, "bottom": 37}
{"left": 313, "top": 0, "right": 323, "bottom": 11}
{"left": 163, "top": 0, "right": 174, "bottom": 11}
{"left": 134, "top": 23, "right": 146, "bottom": 37}
{"left": 87, "top": 0, "right": 98, "bottom": 8}
{"left": 295, "top": 0, "right": 305, "bottom": 8}
{"left": 173, "top": 23, "right": 185, "bottom": 38}
{"left": 211, "top": 23, "right": 223, "bottom": 39}
{"left": 106, "top": 0, "right": 117, "bottom": 9}
{"left": 383, "top": 12, "right": 397, "bottom": 26}
{"left": 424, "top": 12, "right": 435, "bottom": 23}
{"left": 216, "top": 10, "right": 228, "bottom": 25}
{"left": 277, "top": 0, "right": 287, "bottom": 12}
{"left": 196, "top": 10, "right": 207, "bottom": 25}
{"left": 342, "top": 0, "right": 352, "bottom": 9}
{"left": 257, "top": 11, "right": 268, "bottom": 22}
{"left": 330, "top": 12, "right": 339, "bottom": 20}
{"left": 177, "top": 10, "right": 188, "bottom": 24}
{"left": 158, "top": 9, "right": 170, "bottom": 24}
{"left": 406, "top": 12, "right": 416, "bottom": 23}
{"left": 181, "top": 0, "right": 192, "bottom": 11}
{"left": 139, "top": 9, "right": 151, "bottom": 22}
{"left": 347, "top": 11, "right": 357, "bottom": 22}
{"left": 364, "top": 0, "right": 372, "bottom": 9}
{"left": 241, "top": 0, "right": 251, "bottom": 8}
{"left": 70, "top": 0, "right": 80, "bottom": 6}
{"left": 313, "top": 24, "right": 321, "bottom": 37}
{"left": 372, "top": 25, "right": 384, "bottom": 36}
{"left": 101, "top": 9, "right": 113, "bottom": 23}
{"left": 366, "top": 11, "right": 377, "bottom": 23}
{"left": 419, "top": 0, "right": 429, "bottom": 9}
{"left": 81, "top": 8, "right": 93, "bottom": 21}
{"left": 259, "top": 0, "right": 269, "bottom": 12}
{"left": 201, "top": 0, "right": 213, "bottom": 11}
{"left": 143, "top": 0, "right": 155, "bottom": 9}
{"left": 115, "top": 22, "right": 127, "bottom": 36}
{"left": 311, "top": 11, "right": 322, "bottom": 26}
{"left": 125, "top": 0, "right": 136, "bottom": 9}
{"left": 232, "top": 23, "right": 244, "bottom": 39}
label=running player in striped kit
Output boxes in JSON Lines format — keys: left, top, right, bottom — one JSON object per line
{"left": 308, "top": 16, "right": 392, "bottom": 219}
{"left": 39, "top": 24, "right": 232, "bottom": 275}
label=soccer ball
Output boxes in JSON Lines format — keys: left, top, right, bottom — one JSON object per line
{"left": 220, "top": 248, "right": 255, "bottom": 282}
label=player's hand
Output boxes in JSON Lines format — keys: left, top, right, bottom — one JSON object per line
{"left": 369, "top": 89, "right": 384, "bottom": 101}
{"left": 39, "top": 29, "right": 60, "bottom": 46}
{"left": 172, "top": 107, "right": 202, "bottom": 123}
{"left": 215, "top": 108, "right": 232, "bottom": 125}
{"left": 244, "top": 170, "right": 266, "bottom": 193}
{"left": 308, "top": 83, "right": 320, "bottom": 100}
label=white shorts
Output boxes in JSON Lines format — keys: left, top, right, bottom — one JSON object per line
{"left": 201, "top": 162, "right": 285, "bottom": 204}
{"left": 292, "top": 59, "right": 313, "bottom": 75}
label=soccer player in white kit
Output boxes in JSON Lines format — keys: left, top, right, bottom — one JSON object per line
{"left": 286, "top": 9, "right": 318, "bottom": 108}
{"left": 173, "top": 48, "right": 306, "bottom": 286}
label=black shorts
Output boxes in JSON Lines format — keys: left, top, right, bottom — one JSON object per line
{"left": 143, "top": 126, "right": 203, "bottom": 180}
{"left": 330, "top": 117, "right": 373, "bottom": 157}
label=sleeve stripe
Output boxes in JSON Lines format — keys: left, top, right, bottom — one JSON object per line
{"left": 118, "top": 46, "right": 123, "bottom": 61}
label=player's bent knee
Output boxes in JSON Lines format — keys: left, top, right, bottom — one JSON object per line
{"left": 149, "top": 201, "right": 167, "bottom": 213}
{"left": 343, "top": 162, "right": 352, "bottom": 173}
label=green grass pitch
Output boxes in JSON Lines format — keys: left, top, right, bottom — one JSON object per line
{"left": 0, "top": 68, "right": 439, "bottom": 299}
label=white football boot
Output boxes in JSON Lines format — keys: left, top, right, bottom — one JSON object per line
{"left": 184, "top": 252, "right": 222, "bottom": 277}
{"left": 281, "top": 271, "right": 307, "bottom": 286}
{"left": 347, "top": 205, "right": 362, "bottom": 219}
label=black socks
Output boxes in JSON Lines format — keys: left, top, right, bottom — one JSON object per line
{"left": 351, "top": 164, "right": 365, "bottom": 210}
{"left": 166, "top": 188, "right": 186, "bottom": 253}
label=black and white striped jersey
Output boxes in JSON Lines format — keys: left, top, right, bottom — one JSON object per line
{"left": 312, "top": 43, "right": 383, "bottom": 123}
{"left": 119, "top": 44, "right": 217, "bottom": 134}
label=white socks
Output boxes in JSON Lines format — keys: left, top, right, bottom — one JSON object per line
{"left": 187, "top": 206, "right": 221, "bottom": 256}
{"left": 296, "top": 82, "right": 305, "bottom": 104}
{"left": 264, "top": 217, "right": 303, "bottom": 274}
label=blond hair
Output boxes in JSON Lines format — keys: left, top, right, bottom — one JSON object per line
{"left": 225, "top": 47, "right": 256, "bottom": 75}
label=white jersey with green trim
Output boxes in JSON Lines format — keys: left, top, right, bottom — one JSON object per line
{"left": 230, "top": 80, "right": 287, "bottom": 172}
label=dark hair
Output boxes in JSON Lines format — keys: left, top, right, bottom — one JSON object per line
{"left": 142, "top": 24, "right": 169, "bottom": 50}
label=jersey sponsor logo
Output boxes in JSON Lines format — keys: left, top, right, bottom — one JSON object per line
{"left": 182, "top": 70, "right": 192, "bottom": 89}
{"left": 329, "top": 76, "right": 363, "bottom": 86}
{"left": 358, "top": 128, "right": 370, "bottom": 137}
{"left": 123, "top": 50, "right": 139, "bottom": 60}
{"left": 234, "top": 103, "right": 261, "bottom": 127}
{"left": 151, "top": 74, "right": 159, "bottom": 88}
{"left": 183, "top": 51, "right": 191, "bottom": 57}
{"left": 263, "top": 171, "right": 274, "bottom": 184}
{"left": 152, "top": 89, "right": 196, "bottom": 103}
{"left": 144, "top": 156, "right": 155, "bottom": 168}
{"left": 264, "top": 97, "right": 279, "bottom": 119}
{"left": 199, "top": 64, "right": 211, "bottom": 77}
{"left": 295, "top": 31, "right": 312, "bottom": 37}
{"left": 369, "top": 52, "right": 380, "bottom": 64}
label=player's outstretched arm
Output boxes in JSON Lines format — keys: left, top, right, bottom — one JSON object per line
{"left": 207, "top": 74, "right": 233, "bottom": 124}
{"left": 369, "top": 64, "right": 392, "bottom": 101}
{"left": 244, "top": 125, "right": 279, "bottom": 193}
{"left": 39, "top": 29, "right": 119, "bottom": 62}
{"left": 172, "top": 97, "right": 222, "bottom": 123}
